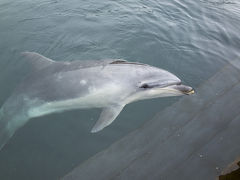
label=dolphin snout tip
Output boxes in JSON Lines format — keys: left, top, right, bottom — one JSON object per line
{"left": 183, "top": 86, "right": 195, "bottom": 95}
{"left": 174, "top": 85, "right": 195, "bottom": 95}
{"left": 185, "top": 88, "right": 195, "bottom": 95}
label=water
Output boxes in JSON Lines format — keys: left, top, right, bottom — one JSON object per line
{"left": 0, "top": 0, "right": 239, "bottom": 179}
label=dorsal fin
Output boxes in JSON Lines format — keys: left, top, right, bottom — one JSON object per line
{"left": 21, "top": 52, "right": 55, "bottom": 71}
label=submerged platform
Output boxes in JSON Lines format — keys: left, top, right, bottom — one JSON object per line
{"left": 62, "top": 61, "right": 240, "bottom": 180}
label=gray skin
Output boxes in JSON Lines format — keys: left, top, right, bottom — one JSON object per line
{"left": 0, "top": 52, "right": 194, "bottom": 150}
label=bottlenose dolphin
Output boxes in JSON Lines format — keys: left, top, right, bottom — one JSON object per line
{"left": 0, "top": 52, "right": 194, "bottom": 150}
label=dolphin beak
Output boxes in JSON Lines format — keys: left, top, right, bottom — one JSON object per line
{"left": 173, "top": 85, "right": 195, "bottom": 95}
{"left": 186, "top": 88, "right": 195, "bottom": 95}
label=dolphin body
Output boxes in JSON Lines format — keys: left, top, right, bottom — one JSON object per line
{"left": 0, "top": 52, "right": 194, "bottom": 150}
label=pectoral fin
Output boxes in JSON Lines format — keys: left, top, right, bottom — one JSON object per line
{"left": 91, "top": 104, "right": 125, "bottom": 133}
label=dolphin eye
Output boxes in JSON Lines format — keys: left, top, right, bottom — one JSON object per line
{"left": 140, "top": 83, "right": 150, "bottom": 89}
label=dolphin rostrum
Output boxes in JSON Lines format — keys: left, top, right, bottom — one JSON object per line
{"left": 0, "top": 52, "right": 194, "bottom": 150}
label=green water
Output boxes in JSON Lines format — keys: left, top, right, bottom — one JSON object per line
{"left": 0, "top": 0, "right": 239, "bottom": 179}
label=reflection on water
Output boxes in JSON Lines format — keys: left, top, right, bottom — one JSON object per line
{"left": 0, "top": 0, "right": 239, "bottom": 179}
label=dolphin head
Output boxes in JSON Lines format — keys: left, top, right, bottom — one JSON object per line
{"left": 126, "top": 65, "right": 195, "bottom": 102}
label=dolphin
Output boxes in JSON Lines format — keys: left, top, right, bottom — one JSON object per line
{"left": 0, "top": 52, "right": 194, "bottom": 150}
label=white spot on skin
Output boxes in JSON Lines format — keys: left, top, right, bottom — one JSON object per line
{"left": 56, "top": 74, "right": 63, "bottom": 80}
{"left": 88, "top": 86, "right": 96, "bottom": 93}
{"left": 80, "top": 80, "right": 87, "bottom": 85}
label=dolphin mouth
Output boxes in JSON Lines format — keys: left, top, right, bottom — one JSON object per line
{"left": 155, "top": 81, "right": 194, "bottom": 95}
{"left": 139, "top": 81, "right": 195, "bottom": 95}
{"left": 170, "top": 84, "right": 195, "bottom": 95}
{"left": 140, "top": 80, "right": 181, "bottom": 89}
{"left": 185, "top": 88, "right": 195, "bottom": 95}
